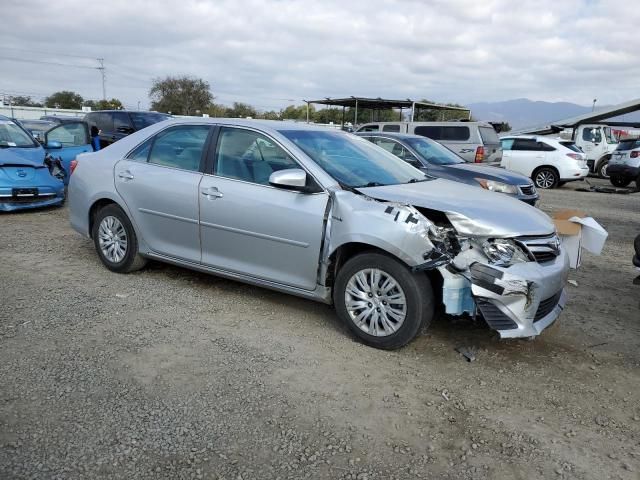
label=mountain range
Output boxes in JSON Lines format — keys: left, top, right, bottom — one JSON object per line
{"left": 466, "top": 98, "right": 640, "bottom": 130}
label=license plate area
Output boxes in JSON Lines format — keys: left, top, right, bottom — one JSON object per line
{"left": 12, "top": 188, "right": 39, "bottom": 197}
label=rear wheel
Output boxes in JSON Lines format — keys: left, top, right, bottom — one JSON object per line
{"left": 533, "top": 167, "right": 559, "bottom": 189}
{"left": 334, "top": 252, "right": 434, "bottom": 350}
{"left": 92, "top": 204, "right": 147, "bottom": 273}
{"left": 610, "top": 176, "right": 631, "bottom": 188}
{"left": 598, "top": 159, "right": 609, "bottom": 179}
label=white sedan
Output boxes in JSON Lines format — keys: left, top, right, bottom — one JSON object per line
{"left": 500, "top": 136, "right": 589, "bottom": 189}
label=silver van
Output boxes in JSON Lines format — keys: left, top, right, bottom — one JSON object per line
{"left": 355, "top": 121, "right": 502, "bottom": 165}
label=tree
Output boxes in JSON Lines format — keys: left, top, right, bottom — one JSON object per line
{"left": 44, "top": 91, "right": 84, "bottom": 109}
{"left": 9, "top": 95, "right": 42, "bottom": 107}
{"left": 281, "top": 104, "right": 310, "bottom": 121}
{"left": 260, "top": 110, "right": 281, "bottom": 120}
{"left": 149, "top": 76, "right": 213, "bottom": 115}
{"left": 225, "top": 102, "right": 257, "bottom": 118}
{"left": 96, "top": 98, "right": 123, "bottom": 110}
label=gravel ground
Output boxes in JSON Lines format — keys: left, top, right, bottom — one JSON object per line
{"left": 1, "top": 178, "right": 639, "bottom": 480}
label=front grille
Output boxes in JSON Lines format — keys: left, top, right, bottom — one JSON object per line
{"left": 533, "top": 291, "right": 562, "bottom": 322}
{"left": 0, "top": 193, "right": 56, "bottom": 204}
{"left": 517, "top": 235, "right": 561, "bottom": 264}
{"left": 519, "top": 184, "right": 536, "bottom": 196}
{"left": 476, "top": 299, "right": 518, "bottom": 330}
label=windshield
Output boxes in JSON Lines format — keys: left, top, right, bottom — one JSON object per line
{"left": 404, "top": 137, "right": 464, "bottom": 165}
{"left": 603, "top": 127, "right": 617, "bottom": 144}
{"left": 129, "top": 112, "right": 171, "bottom": 130}
{"left": 478, "top": 126, "right": 500, "bottom": 144}
{"left": 0, "top": 120, "right": 38, "bottom": 148}
{"left": 280, "top": 130, "right": 427, "bottom": 188}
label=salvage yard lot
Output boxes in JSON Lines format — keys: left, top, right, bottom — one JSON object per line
{"left": 1, "top": 178, "right": 639, "bottom": 480}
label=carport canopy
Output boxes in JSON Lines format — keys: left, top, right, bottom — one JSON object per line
{"left": 303, "top": 96, "right": 471, "bottom": 126}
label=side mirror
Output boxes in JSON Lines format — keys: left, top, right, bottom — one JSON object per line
{"left": 46, "top": 140, "right": 62, "bottom": 149}
{"left": 269, "top": 168, "right": 308, "bottom": 191}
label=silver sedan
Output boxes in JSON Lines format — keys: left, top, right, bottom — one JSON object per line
{"left": 69, "top": 119, "right": 569, "bottom": 349}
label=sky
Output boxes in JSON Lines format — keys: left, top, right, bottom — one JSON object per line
{"left": 1, "top": 0, "right": 637, "bottom": 111}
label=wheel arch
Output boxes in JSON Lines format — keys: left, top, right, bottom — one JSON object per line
{"left": 324, "top": 240, "right": 443, "bottom": 303}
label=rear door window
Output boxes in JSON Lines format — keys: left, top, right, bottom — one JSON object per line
{"left": 414, "top": 125, "right": 470, "bottom": 141}
{"left": 512, "top": 139, "right": 542, "bottom": 151}
{"left": 147, "top": 125, "right": 210, "bottom": 171}
{"left": 382, "top": 124, "right": 401, "bottom": 132}
{"left": 113, "top": 112, "right": 133, "bottom": 132}
{"left": 359, "top": 124, "right": 379, "bottom": 132}
{"left": 88, "top": 113, "right": 114, "bottom": 132}
{"left": 478, "top": 126, "right": 499, "bottom": 144}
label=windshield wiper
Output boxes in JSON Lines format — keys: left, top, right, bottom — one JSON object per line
{"left": 355, "top": 181, "right": 384, "bottom": 188}
{"left": 407, "top": 177, "right": 428, "bottom": 183}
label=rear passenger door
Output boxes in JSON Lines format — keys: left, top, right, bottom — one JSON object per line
{"left": 198, "top": 126, "right": 328, "bottom": 290}
{"left": 115, "top": 124, "right": 211, "bottom": 262}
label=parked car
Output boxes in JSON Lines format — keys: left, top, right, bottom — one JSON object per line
{"left": 69, "top": 119, "right": 569, "bottom": 349}
{"left": 608, "top": 138, "right": 640, "bottom": 188}
{"left": 14, "top": 119, "right": 56, "bottom": 143}
{"left": 83, "top": 110, "right": 171, "bottom": 148}
{"left": 500, "top": 135, "right": 589, "bottom": 189}
{"left": 355, "top": 121, "right": 502, "bottom": 165}
{"left": 0, "top": 115, "right": 65, "bottom": 211}
{"left": 40, "top": 115, "right": 83, "bottom": 123}
{"left": 356, "top": 132, "right": 539, "bottom": 205}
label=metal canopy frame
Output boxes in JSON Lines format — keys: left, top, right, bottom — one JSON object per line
{"left": 303, "top": 96, "right": 471, "bottom": 126}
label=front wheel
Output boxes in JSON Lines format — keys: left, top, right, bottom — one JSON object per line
{"left": 92, "top": 204, "right": 147, "bottom": 273}
{"left": 334, "top": 252, "right": 434, "bottom": 349}
{"left": 610, "top": 176, "right": 631, "bottom": 188}
{"left": 533, "top": 168, "right": 559, "bottom": 189}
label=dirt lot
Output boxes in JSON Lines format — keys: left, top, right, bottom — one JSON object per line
{"left": 1, "top": 178, "right": 639, "bottom": 480}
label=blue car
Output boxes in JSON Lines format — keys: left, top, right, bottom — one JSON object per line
{"left": 0, "top": 115, "right": 72, "bottom": 211}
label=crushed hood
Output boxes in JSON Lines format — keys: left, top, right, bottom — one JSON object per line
{"left": 0, "top": 146, "right": 46, "bottom": 167}
{"left": 356, "top": 178, "right": 554, "bottom": 237}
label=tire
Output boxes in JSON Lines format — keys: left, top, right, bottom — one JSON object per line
{"left": 92, "top": 204, "right": 147, "bottom": 273}
{"left": 533, "top": 167, "right": 559, "bottom": 189}
{"left": 334, "top": 252, "right": 434, "bottom": 350}
{"left": 598, "top": 159, "right": 609, "bottom": 179}
{"left": 636, "top": 174, "right": 640, "bottom": 191}
{"left": 610, "top": 176, "right": 631, "bottom": 188}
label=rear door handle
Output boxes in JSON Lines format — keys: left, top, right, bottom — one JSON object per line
{"left": 118, "top": 171, "right": 134, "bottom": 180}
{"left": 201, "top": 187, "right": 223, "bottom": 199}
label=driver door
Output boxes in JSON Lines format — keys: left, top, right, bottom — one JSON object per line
{"left": 44, "top": 122, "right": 92, "bottom": 184}
{"left": 199, "top": 126, "right": 328, "bottom": 290}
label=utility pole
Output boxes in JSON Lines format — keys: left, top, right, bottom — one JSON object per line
{"left": 592, "top": 98, "right": 597, "bottom": 112}
{"left": 97, "top": 58, "right": 106, "bottom": 100}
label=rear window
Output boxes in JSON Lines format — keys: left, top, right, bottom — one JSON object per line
{"left": 130, "top": 112, "right": 171, "bottom": 130}
{"left": 478, "top": 126, "right": 499, "bottom": 145}
{"left": 358, "top": 124, "right": 379, "bottom": 132}
{"left": 382, "top": 124, "right": 401, "bottom": 132}
{"left": 560, "top": 141, "right": 582, "bottom": 153}
{"left": 616, "top": 139, "right": 640, "bottom": 151}
{"left": 414, "top": 125, "right": 470, "bottom": 141}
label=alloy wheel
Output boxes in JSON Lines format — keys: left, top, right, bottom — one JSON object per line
{"left": 345, "top": 268, "right": 407, "bottom": 337}
{"left": 98, "top": 215, "right": 128, "bottom": 263}
{"left": 535, "top": 170, "right": 556, "bottom": 189}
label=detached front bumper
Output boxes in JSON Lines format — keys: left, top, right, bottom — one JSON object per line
{"left": 469, "top": 250, "right": 570, "bottom": 338}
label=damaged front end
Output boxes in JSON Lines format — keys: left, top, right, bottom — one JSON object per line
{"left": 324, "top": 190, "right": 569, "bottom": 339}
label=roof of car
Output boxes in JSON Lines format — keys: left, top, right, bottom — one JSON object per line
{"left": 152, "top": 117, "right": 351, "bottom": 133}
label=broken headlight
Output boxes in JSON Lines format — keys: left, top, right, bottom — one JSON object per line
{"left": 482, "top": 239, "right": 529, "bottom": 266}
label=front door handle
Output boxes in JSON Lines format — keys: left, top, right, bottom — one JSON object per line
{"left": 118, "top": 171, "right": 134, "bottom": 180}
{"left": 201, "top": 187, "right": 223, "bottom": 199}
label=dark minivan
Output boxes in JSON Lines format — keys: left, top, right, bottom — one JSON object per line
{"left": 83, "top": 110, "right": 171, "bottom": 148}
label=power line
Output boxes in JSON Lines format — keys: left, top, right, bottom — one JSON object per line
{"left": 0, "top": 55, "right": 97, "bottom": 70}
{"left": 0, "top": 47, "right": 98, "bottom": 60}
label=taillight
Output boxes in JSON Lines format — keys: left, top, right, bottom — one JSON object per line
{"left": 474, "top": 146, "right": 484, "bottom": 163}
{"left": 70, "top": 159, "right": 78, "bottom": 174}
{"left": 631, "top": 151, "right": 640, "bottom": 158}
{"left": 566, "top": 153, "right": 582, "bottom": 160}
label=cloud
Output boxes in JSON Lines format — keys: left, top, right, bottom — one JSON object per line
{"left": 0, "top": 0, "right": 636, "bottom": 110}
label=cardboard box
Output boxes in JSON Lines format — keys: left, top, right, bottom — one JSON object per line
{"left": 553, "top": 209, "right": 608, "bottom": 268}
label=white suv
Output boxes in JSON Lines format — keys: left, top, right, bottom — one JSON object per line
{"left": 500, "top": 136, "right": 589, "bottom": 189}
